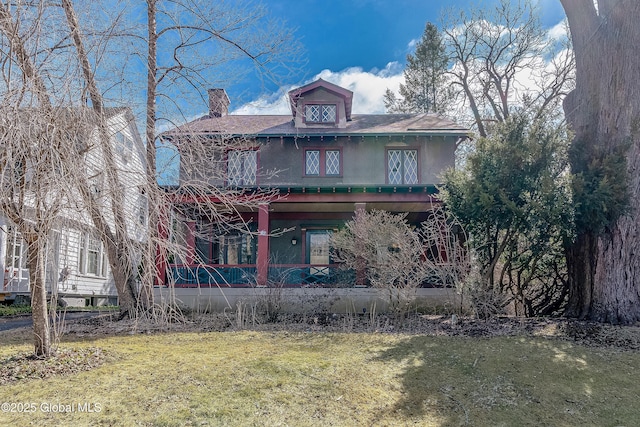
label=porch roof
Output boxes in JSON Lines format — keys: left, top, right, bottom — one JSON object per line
{"left": 164, "top": 184, "right": 442, "bottom": 213}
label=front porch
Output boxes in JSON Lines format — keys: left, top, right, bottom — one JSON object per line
{"left": 158, "top": 185, "right": 444, "bottom": 289}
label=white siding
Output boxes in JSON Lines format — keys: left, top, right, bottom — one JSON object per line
{"left": 1, "top": 109, "right": 146, "bottom": 303}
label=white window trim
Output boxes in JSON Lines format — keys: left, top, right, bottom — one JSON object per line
{"left": 304, "top": 104, "right": 337, "bottom": 124}
{"left": 78, "top": 232, "right": 108, "bottom": 278}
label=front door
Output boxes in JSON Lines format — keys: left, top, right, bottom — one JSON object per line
{"left": 306, "top": 230, "right": 331, "bottom": 276}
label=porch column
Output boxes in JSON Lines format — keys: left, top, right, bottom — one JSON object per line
{"left": 185, "top": 221, "right": 196, "bottom": 265}
{"left": 257, "top": 203, "right": 270, "bottom": 286}
{"left": 354, "top": 203, "right": 366, "bottom": 286}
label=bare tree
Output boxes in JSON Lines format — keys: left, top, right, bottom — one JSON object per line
{"left": 55, "top": 0, "right": 302, "bottom": 316}
{"left": 138, "top": 0, "right": 301, "bottom": 302}
{"left": 60, "top": 0, "right": 146, "bottom": 318}
{"left": 560, "top": 0, "right": 640, "bottom": 324}
{"left": 0, "top": 1, "right": 77, "bottom": 357}
{"left": 330, "top": 209, "right": 469, "bottom": 314}
{"left": 443, "top": 0, "right": 574, "bottom": 137}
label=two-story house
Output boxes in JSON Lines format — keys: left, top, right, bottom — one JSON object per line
{"left": 159, "top": 79, "right": 468, "bottom": 300}
{"left": 0, "top": 108, "right": 147, "bottom": 307}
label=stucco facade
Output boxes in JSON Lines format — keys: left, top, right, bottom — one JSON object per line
{"left": 161, "top": 79, "right": 468, "bottom": 290}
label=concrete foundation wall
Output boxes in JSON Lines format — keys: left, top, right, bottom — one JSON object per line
{"left": 154, "top": 287, "right": 462, "bottom": 314}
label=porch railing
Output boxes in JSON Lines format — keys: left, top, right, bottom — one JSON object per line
{"left": 166, "top": 264, "right": 451, "bottom": 288}
{"left": 167, "top": 264, "right": 354, "bottom": 288}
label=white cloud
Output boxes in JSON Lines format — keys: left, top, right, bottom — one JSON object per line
{"left": 547, "top": 20, "right": 568, "bottom": 41}
{"left": 232, "top": 17, "right": 572, "bottom": 118}
{"left": 231, "top": 62, "right": 405, "bottom": 115}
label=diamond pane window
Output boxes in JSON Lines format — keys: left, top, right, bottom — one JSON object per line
{"left": 304, "top": 104, "right": 336, "bottom": 123}
{"left": 388, "top": 149, "right": 418, "bottom": 184}
{"left": 388, "top": 150, "right": 402, "bottom": 184}
{"left": 305, "top": 105, "right": 320, "bottom": 122}
{"left": 228, "top": 150, "right": 257, "bottom": 186}
{"left": 322, "top": 105, "right": 336, "bottom": 123}
{"left": 326, "top": 150, "right": 340, "bottom": 175}
{"left": 305, "top": 150, "right": 320, "bottom": 175}
{"left": 404, "top": 150, "right": 418, "bottom": 184}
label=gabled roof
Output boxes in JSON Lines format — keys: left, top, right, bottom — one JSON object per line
{"left": 288, "top": 78, "right": 354, "bottom": 120}
{"left": 167, "top": 112, "right": 468, "bottom": 138}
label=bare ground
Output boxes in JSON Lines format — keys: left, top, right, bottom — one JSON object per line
{"left": 65, "top": 311, "right": 640, "bottom": 350}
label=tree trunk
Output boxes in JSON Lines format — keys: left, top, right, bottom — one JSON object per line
{"left": 62, "top": 0, "right": 143, "bottom": 318}
{"left": 563, "top": 232, "right": 596, "bottom": 318}
{"left": 141, "top": 0, "right": 159, "bottom": 306}
{"left": 105, "top": 243, "right": 138, "bottom": 319}
{"left": 561, "top": 0, "right": 640, "bottom": 324}
{"left": 25, "top": 234, "right": 51, "bottom": 358}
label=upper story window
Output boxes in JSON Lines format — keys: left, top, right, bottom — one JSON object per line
{"left": 114, "top": 131, "right": 134, "bottom": 164}
{"left": 305, "top": 148, "right": 341, "bottom": 176}
{"left": 388, "top": 149, "right": 418, "bottom": 184}
{"left": 227, "top": 150, "right": 257, "bottom": 186}
{"left": 304, "top": 104, "right": 337, "bottom": 124}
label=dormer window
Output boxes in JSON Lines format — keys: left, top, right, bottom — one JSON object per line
{"left": 305, "top": 104, "right": 336, "bottom": 124}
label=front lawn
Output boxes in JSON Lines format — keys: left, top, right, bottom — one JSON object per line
{"left": 1, "top": 321, "right": 639, "bottom": 426}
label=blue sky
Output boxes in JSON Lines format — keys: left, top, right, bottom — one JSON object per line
{"left": 226, "top": 0, "right": 567, "bottom": 115}
{"left": 157, "top": 0, "right": 567, "bottom": 183}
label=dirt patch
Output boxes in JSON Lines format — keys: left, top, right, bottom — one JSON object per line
{"left": 0, "top": 347, "right": 111, "bottom": 385}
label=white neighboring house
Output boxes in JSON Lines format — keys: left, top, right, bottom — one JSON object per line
{"left": 0, "top": 108, "right": 147, "bottom": 307}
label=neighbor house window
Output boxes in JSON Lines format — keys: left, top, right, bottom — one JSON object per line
{"left": 79, "top": 232, "right": 107, "bottom": 277}
{"left": 114, "top": 131, "right": 133, "bottom": 164}
{"left": 227, "top": 150, "right": 257, "bottom": 186}
{"left": 305, "top": 148, "right": 341, "bottom": 176}
{"left": 5, "top": 225, "right": 26, "bottom": 270}
{"left": 88, "top": 172, "right": 104, "bottom": 198}
{"left": 137, "top": 193, "right": 148, "bottom": 226}
{"left": 304, "top": 104, "right": 337, "bottom": 123}
{"left": 388, "top": 149, "right": 418, "bottom": 184}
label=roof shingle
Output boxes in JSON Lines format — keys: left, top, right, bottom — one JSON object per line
{"left": 169, "top": 113, "right": 469, "bottom": 138}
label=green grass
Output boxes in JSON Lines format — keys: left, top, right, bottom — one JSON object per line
{"left": 0, "top": 305, "right": 31, "bottom": 316}
{"left": 1, "top": 329, "right": 639, "bottom": 426}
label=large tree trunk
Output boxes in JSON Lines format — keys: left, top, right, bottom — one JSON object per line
{"left": 561, "top": 0, "right": 640, "bottom": 324}
{"left": 25, "top": 234, "right": 51, "bottom": 358}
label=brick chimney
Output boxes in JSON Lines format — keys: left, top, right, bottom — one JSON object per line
{"left": 208, "top": 88, "right": 230, "bottom": 117}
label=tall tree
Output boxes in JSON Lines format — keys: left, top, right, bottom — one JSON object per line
{"left": 61, "top": 0, "right": 143, "bottom": 318}
{"left": 560, "top": 0, "right": 640, "bottom": 324}
{"left": 384, "top": 22, "right": 453, "bottom": 114}
{"left": 0, "top": 1, "right": 76, "bottom": 357}
{"left": 55, "top": 0, "right": 298, "bottom": 315}
{"left": 443, "top": 0, "right": 574, "bottom": 137}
